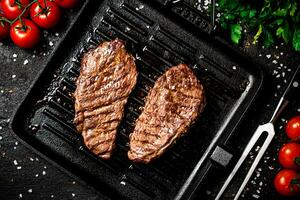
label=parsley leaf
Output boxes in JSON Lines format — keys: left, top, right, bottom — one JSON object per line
{"left": 230, "top": 24, "right": 242, "bottom": 44}
{"left": 217, "top": 0, "right": 300, "bottom": 52}
{"left": 293, "top": 27, "right": 300, "bottom": 51}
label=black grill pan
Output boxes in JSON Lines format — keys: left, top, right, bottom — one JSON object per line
{"left": 11, "top": 0, "right": 263, "bottom": 199}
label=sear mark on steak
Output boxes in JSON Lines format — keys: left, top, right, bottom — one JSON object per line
{"left": 128, "top": 64, "right": 206, "bottom": 163}
{"left": 74, "top": 39, "right": 138, "bottom": 159}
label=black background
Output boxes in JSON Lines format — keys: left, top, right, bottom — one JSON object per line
{"left": 1, "top": 1, "right": 300, "bottom": 199}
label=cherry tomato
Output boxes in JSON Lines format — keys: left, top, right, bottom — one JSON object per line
{"left": 30, "top": 0, "right": 61, "bottom": 29}
{"left": 278, "top": 143, "right": 300, "bottom": 170}
{"left": 1, "top": 0, "right": 30, "bottom": 20}
{"left": 10, "top": 19, "right": 40, "bottom": 48}
{"left": 274, "top": 169, "right": 300, "bottom": 197}
{"left": 286, "top": 116, "right": 300, "bottom": 140}
{"left": 0, "top": 14, "right": 10, "bottom": 39}
{"left": 54, "top": 0, "right": 78, "bottom": 9}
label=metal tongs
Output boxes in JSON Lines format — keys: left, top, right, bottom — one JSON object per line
{"left": 215, "top": 64, "right": 300, "bottom": 200}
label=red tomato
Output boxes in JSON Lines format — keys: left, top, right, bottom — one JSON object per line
{"left": 1, "top": 0, "right": 30, "bottom": 20}
{"left": 286, "top": 116, "right": 300, "bottom": 140}
{"left": 278, "top": 143, "right": 300, "bottom": 170}
{"left": 0, "top": 14, "right": 10, "bottom": 39}
{"left": 274, "top": 169, "right": 300, "bottom": 197}
{"left": 10, "top": 19, "right": 40, "bottom": 48}
{"left": 54, "top": 0, "right": 78, "bottom": 9}
{"left": 30, "top": 0, "right": 61, "bottom": 29}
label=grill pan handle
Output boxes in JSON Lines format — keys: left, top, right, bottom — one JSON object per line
{"left": 156, "top": 0, "right": 216, "bottom": 34}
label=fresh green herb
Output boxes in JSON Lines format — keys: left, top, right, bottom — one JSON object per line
{"left": 217, "top": 0, "right": 300, "bottom": 51}
{"left": 230, "top": 24, "right": 242, "bottom": 44}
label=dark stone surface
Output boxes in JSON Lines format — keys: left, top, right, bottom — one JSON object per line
{"left": 0, "top": 2, "right": 300, "bottom": 200}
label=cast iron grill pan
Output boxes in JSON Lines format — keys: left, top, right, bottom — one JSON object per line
{"left": 11, "top": 0, "right": 263, "bottom": 199}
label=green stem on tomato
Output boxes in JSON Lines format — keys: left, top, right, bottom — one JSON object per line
{"left": 10, "top": 0, "right": 38, "bottom": 25}
{"left": 34, "top": 0, "right": 50, "bottom": 17}
{"left": 15, "top": 0, "right": 22, "bottom": 9}
{"left": 290, "top": 179, "right": 300, "bottom": 188}
{"left": 18, "top": 16, "right": 27, "bottom": 31}
{"left": 0, "top": 16, "right": 12, "bottom": 24}
{"left": 295, "top": 157, "right": 300, "bottom": 166}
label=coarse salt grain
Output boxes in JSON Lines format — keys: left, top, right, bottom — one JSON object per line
{"left": 15, "top": 141, "right": 18, "bottom": 145}
{"left": 29, "top": 157, "right": 34, "bottom": 161}
{"left": 255, "top": 146, "right": 260, "bottom": 151}
{"left": 35, "top": 174, "right": 39, "bottom": 177}
{"left": 13, "top": 54, "right": 17, "bottom": 58}
{"left": 72, "top": 193, "right": 75, "bottom": 197}
{"left": 17, "top": 166, "right": 22, "bottom": 170}
{"left": 42, "top": 171, "right": 46, "bottom": 175}
{"left": 13, "top": 160, "right": 18, "bottom": 165}
{"left": 266, "top": 54, "right": 271, "bottom": 59}
{"left": 49, "top": 41, "right": 54, "bottom": 47}
{"left": 252, "top": 194, "right": 260, "bottom": 199}
{"left": 28, "top": 189, "right": 32, "bottom": 193}
{"left": 120, "top": 181, "right": 126, "bottom": 186}
{"left": 125, "top": 26, "right": 131, "bottom": 32}
{"left": 23, "top": 60, "right": 29, "bottom": 65}
{"left": 0, "top": 136, "right": 2, "bottom": 140}
{"left": 12, "top": 75, "right": 16, "bottom": 79}
{"left": 19, "top": 194, "right": 22, "bottom": 198}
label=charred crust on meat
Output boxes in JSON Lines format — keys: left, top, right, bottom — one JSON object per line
{"left": 128, "top": 64, "right": 206, "bottom": 163}
{"left": 74, "top": 39, "right": 138, "bottom": 159}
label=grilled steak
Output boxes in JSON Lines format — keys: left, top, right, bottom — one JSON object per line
{"left": 128, "top": 64, "right": 205, "bottom": 163}
{"left": 74, "top": 39, "right": 137, "bottom": 159}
